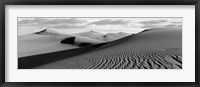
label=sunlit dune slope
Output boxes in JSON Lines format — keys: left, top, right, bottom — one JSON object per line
{"left": 34, "top": 28, "right": 182, "bottom": 69}
{"left": 74, "top": 30, "right": 105, "bottom": 41}
{"left": 104, "top": 32, "right": 130, "bottom": 41}
{"left": 74, "top": 31, "right": 130, "bottom": 42}
{"left": 18, "top": 34, "right": 79, "bottom": 57}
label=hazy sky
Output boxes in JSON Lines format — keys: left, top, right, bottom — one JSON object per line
{"left": 18, "top": 17, "right": 182, "bottom": 35}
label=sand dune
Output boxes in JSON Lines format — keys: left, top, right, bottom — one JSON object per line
{"left": 74, "top": 30, "right": 105, "bottom": 41}
{"left": 35, "top": 28, "right": 130, "bottom": 43}
{"left": 30, "top": 28, "right": 182, "bottom": 69}
{"left": 18, "top": 43, "right": 108, "bottom": 69}
{"left": 104, "top": 32, "right": 130, "bottom": 41}
{"left": 18, "top": 28, "right": 107, "bottom": 57}
{"left": 18, "top": 34, "right": 79, "bottom": 57}
{"left": 35, "top": 28, "right": 105, "bottom": 44}
{"left": 74, "top": 31, "right": 130, "bottom": 42}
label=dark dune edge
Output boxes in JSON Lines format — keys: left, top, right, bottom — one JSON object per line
{"left": 34, "top": 29, "right": 47, "bottom": 34}
{"left": 18, "top": 42, "right": 109, "bottom": 69}
{"left": 33, "top": 29, "right": 182, "bottom": 69}
{"left": 60, "top": 37, "right": 94, "bottom": 47}
{"left": 60, "top": 37, "right": 75, "bottom": 44}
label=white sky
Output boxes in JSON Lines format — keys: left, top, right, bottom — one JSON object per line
{"left": 18, "top": 17, "right": 182, "bottom": 35}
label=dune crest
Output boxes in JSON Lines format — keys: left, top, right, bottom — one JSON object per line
{"left": 74, "top": 30, "right": 105, "bottom": 41}
{"left": 18, "top": 29, "right": 106, "bottom": 57}
{"left": 74, "top": 30, "right": 130, "bottom": 42}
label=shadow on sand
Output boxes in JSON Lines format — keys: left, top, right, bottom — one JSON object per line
{"left": 18, "top": 42, "right": 108, "bottom": 69}
{"left": 18, "top": 33, "right": 135, "bottom": 69}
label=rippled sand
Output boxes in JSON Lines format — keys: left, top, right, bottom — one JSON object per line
{"left": 32, "top": 28, "right": 182, "bottom": 69}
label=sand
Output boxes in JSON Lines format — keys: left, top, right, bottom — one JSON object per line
{"left": 74, "top": 30, "right": 105, "bottom": 41}
{"left": 103, "top": 32, "right": 130, "bottom": 41}
{"left": 18, "top": 34, "right": 79, "bottom": 57}
{"left": 18, "top": 29, "right": 107, "bottom": 57}
{"left": 18, "top": 28, "right": 182, "bottom": 69}
{"left": 74, "top": 31, "right": 130, "bottom": 42}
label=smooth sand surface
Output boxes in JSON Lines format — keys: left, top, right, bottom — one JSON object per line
{"left": 31, "top": 28, "right": 182, "bottom": 69}
{"left": 74, "top": 31, "right": 105, "bottom": 41}
{"left": 104, "top": 32, "right": 130, "bottom": 41}
{"left": 18, "top": 34, "right": 79, "bottom": 57}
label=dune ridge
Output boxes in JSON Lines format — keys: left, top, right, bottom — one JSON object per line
{"left": 18, "top": 28, "right": 131, "bottom": 57}
{"left": 31, "top": 28, "right": 182, "bottom": 69}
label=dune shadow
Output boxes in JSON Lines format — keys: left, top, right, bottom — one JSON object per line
{"left": 18, "top": 33, "right": 136, "bottom": 69}
{"left": 60, "top": 37, "right": 75, "bottom": 44}
{"left": 18, "top": 42, "right": 108, "bottom": 69}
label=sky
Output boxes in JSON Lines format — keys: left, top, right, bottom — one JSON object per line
{"left": 18, "top": 17, "right": 182, "bottom": 35}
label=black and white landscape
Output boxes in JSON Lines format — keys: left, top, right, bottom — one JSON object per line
{"left": 18, "top": 18, "right": 182, "bottom": 69}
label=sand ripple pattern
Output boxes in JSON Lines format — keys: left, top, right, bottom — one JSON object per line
{"left": 35, "top": 48, "right": 182, "bottom": 69}
{"left": 34, "top": 29, "right": 182, "bottom": 69}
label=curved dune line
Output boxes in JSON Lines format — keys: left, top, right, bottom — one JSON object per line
{"left": 32, "top": 29, "right": 182, "bottom": 69}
